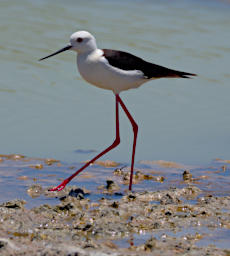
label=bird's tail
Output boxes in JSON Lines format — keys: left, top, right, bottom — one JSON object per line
{"left": 172, "top": 70, "right": 197, "bottom": 79}
{"left": 148, "top": 62, "right": 196, "bottom": 79}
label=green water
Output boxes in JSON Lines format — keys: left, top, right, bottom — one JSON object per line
{"left": 0, "top": 0, "right": 230, "bottom": 165}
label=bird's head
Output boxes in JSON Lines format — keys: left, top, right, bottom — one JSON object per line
{"left": 70, "top": 31, "right": 97, "bottom": 53}
{"left": 39, "top": 30, "right": 97, "bottom": 61}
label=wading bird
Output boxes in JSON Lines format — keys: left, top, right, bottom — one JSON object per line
{"left": 39, "top": 31, "right": 196, "bottom": 191}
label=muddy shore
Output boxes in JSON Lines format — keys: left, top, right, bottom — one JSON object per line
{"left": 0, "top": 155, "right": 230, "bottom": 255}
{"left": 1, "top": 185, "right": 230, "bottom": 255}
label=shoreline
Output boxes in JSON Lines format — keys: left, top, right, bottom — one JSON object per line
{"left": 0, "top": 185, "right": 230, "bottom": 255}
{"left": 0, "top": 154, "right": 230, "bottom": 255}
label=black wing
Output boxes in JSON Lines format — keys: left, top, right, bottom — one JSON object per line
{"left": 102, "top": 49, "right": 196, "bottom": 79}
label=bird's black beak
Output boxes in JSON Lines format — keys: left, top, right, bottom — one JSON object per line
{"left": 39, "top": 44, "right": 72, "bottom": 61}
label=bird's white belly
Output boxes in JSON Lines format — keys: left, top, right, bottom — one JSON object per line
{"left": 77, "top": 52, "right": 147, "bottom": 94}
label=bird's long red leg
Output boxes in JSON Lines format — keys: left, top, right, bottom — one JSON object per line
{"left": 117, "top": 95, "right": 138, "bottom": 191}
{"left": 49, "top": 95, "right": 120, "bottom": 191}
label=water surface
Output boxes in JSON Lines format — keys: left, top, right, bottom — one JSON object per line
{"left": 0, "top": 0, "right": 230, "bottom": 165}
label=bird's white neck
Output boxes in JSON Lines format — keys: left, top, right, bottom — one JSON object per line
{"left": 77, "top": 48, "right": 103, "bottom": 62}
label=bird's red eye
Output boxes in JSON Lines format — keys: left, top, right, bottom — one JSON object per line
{"left": 77, "top": 37, "right": 83, "bottom": 43}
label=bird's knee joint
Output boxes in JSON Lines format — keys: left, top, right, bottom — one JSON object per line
{"left": 113, "top": 137, "right": 120, "bottom": 146}
{"left": 132, "top": 123, "right": 138, "bottom": 133}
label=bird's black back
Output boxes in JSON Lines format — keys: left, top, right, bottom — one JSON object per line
{"left": 102, "top": 49, "right": 196, "bottom": 79}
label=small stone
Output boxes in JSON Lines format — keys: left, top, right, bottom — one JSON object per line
{"left": 30, "top": 164, "right": 43, "bottom": 169}
{"left": 27, "top": 184, "right": 43, "bottom": 198}
{"left": 68, "top": 188, "right": 86, "bottom": 200}
{"left": 0, "top": 200, "right": 26, "bottom": 209}
{"left": 110, "top": 201, "right": 119, "bottom": 208}
{"left": 105, "top": 180, "right": 119, "bottom": 191}
{"left": 44, "top": 158, "right": 60, "bottom": 165}
{"left": 113, "top": 168, "right": 124, "bottom": 176}
{"left": 183, "top": 170, "right": 193, "bottom": 181}
{"left": 165, "top": 211, "right": 172, "bottom": 216}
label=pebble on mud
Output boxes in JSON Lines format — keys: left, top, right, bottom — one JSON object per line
{"left": 98, "top": 180, "right": 120, "bottom": 193}
{"left": 0, "top": 154, "right": 25, "bottom": 160}
{"left": 27, "top": 184, "right": 43, "bottom": 198}
{"left": 114, "top": 167, "right": 164, "bottom": 185}
{"left": 29, "top": 164, "right": 43, "bottom": 169}
{"left": 44, "top": 158, "right": 60, "bottom": 165}
{"left": 183, "top": 170, "right": 193, "bottom": 181}
{"left": 0, "top": 187, "right": 230, "bottom": 256}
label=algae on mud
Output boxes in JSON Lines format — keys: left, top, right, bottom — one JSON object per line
{"left": 0, "top": 186, "right": 230, "bottom": 255}
{"left": 0, "top": 154, "right": 230, "bottom": 255}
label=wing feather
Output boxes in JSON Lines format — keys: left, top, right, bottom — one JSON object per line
{"left": 103, "top": 49, "right": 196, "bottom": 79}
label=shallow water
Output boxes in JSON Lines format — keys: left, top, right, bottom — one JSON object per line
{"left": 0, "top": 154, "right": 229, "bottom": 207}
{"left": 0, "top": 0, "right": 230, "bottom": 165}
{"left": 114, "top": 227, "right": 230, "bottom": 250}
{"left": 0, "top": 155, "right": 230, "bottom": 250}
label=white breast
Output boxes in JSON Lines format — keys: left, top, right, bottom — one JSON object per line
{"left": 77, "top": 49, "right": 147, "bottom": 94}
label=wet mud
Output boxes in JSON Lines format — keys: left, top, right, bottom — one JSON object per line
{"left": 0, "top": 154, "right": 230, "bottom": 255}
